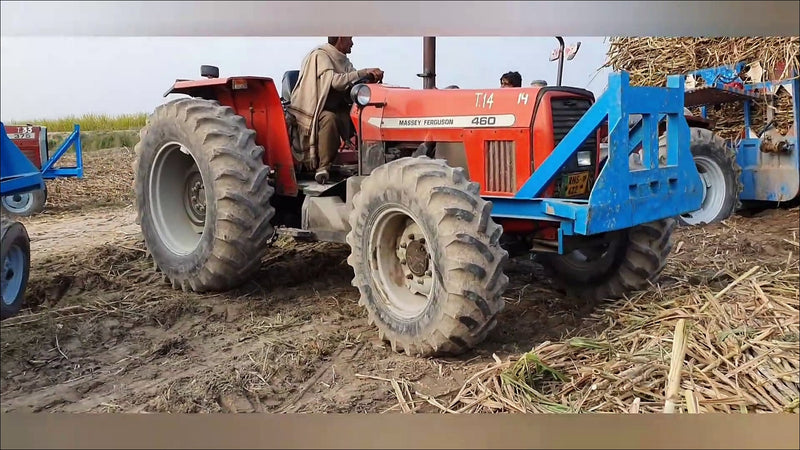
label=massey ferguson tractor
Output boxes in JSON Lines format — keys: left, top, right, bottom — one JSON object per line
{"left": 132, "top": 37, "right": 705, "bottom": 357}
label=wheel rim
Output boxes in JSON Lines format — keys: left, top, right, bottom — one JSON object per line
{"left": 2, "top": 193, "right": 33, "bottom": 214}
{"left": 681, "top": 155, "right": 727, "bottom": 225}
{"left": 368, "top": 206, "right": 435, "bottom": 320}
{"left": 149, "top": 142, "right": 206, "bottom": 256}
{"left": 1, "top": 245, "right": 25, "bottom": 305}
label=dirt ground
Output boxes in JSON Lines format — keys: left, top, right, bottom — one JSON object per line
{"left": 1, "top": 147, "right": 798, "bottom": 413}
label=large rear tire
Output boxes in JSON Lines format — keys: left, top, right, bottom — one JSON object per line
{"left": 1, "top": 217, "right": 31, "bottom": 320}
{"left": 133, "top": 98, "right": 276, "bottom": 292}
{"left": 346, "top": 157, "right": 509, "bottom": 357}
{"left": 1, "top": 186, "right": 47, "bottom": 217}
{"left": 675, "top": 128, "right": 742, "bottom": 226}
{"left": 539, "top": 218, "right": 676, "bottom": 302}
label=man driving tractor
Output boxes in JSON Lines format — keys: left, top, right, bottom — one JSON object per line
{"left": 288, "top": 36, "right": 384, "bottom": 184}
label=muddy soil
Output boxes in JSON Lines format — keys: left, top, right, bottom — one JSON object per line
{"left": 1, "top": 148, "right": 798, "bottom": 413}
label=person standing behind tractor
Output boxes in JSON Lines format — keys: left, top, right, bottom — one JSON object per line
{"left": 500, "top": 71, "right": 522, "bottom": 87}
{"left": 288, "top": 36, "right": 384, "bottom": 184}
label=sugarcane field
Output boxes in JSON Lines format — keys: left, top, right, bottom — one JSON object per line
{"left": 1, "top": 36, "right": 798, "bottom": 415}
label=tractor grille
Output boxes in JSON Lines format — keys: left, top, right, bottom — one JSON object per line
{"left": 484, "top": 140, "right": 516, "bottom": 193}
{"left": 551, "top": 97, "right": 596, "bottom": 172}
{"left": 550, "top": 97, "right": 596, "bottom": 199}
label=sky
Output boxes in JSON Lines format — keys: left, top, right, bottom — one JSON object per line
{"left": 0, "top": 36, "right": 613, "bottom": 121}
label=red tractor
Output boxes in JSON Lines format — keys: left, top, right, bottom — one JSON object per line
{"left": 133, "top": 37, "right": 704, "bottom": 356}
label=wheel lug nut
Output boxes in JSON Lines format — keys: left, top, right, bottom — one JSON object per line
{"left": 400, "top": 259, "right": 406, "bottom": 265}
{"left": 417, "top": 278, "right": 424, "bottom": 284}
{"left": 408, "top": 234, "right": 414, "bottom": 240}
{"left": 406, "top": 274, "right": 413, "bottom": 280}
{"left": 419, "top": 238, "right": 425, "bottom": 244}
{"left": 425, "top": 270, "right": 431, "bottom": 276}
{"left": 400, "top": 243, "right": 407, "bottom": 249}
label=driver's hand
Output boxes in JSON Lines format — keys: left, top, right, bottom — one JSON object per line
{"left": 369, "top": 68, "right": 384, "bottom": 83}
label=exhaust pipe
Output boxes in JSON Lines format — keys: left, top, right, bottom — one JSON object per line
{"left": 419, "top": 36, "right": 436, "bottom": 89}
{"left": 555, "top": 36, "right": 565, "bottom": 87}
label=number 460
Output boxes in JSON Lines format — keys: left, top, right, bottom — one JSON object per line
{"left": 471, "top": 116, "right": 496, "bottom": 126}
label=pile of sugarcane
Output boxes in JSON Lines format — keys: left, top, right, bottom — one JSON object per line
{"left": 603, "top": 37, "right": 799, "bottom": 140}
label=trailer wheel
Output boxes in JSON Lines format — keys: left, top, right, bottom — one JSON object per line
{"left": 539, "top": 218, "right": 676, "bottom": 302}
{"left": 674, "top": 128, "right": 742, "bottom": 226}
{"left": 1, "top": 217, "right": 31, "bottom": 320}
{"left": 346, "top": 156, "right": 509, "bottom": 357}
{"left": 133, "top": 97, "right": 276, "bottom": 292}
{"left": 1, "top": 186, "right": 47, "bottom": 217}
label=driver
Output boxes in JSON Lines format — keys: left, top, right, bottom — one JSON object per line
{"left": 289, "top": 36, "right": 384, "bottom": 184}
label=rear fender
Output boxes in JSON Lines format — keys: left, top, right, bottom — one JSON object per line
{"left": 164, "top": 77, "right": 298, "bottom": 197}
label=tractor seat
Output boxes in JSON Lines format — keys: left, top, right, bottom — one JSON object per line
{"left": 281, "top": 70, "right": 300, "bottom": 103}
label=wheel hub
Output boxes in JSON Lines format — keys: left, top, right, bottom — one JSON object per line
{"left": 2, "top": 193, "right": 33, "bottom": 213}
{"left": 184, "top": 171, "right": 206, "bottom": 225}
{"left": 396, "top": 222, "right": 433, "bottom": 297}
{"left": 405, "top": 238, "right": 429, "bottom": 277}
{"left": 1, "top": 245, "right": 24, "bottom": 306}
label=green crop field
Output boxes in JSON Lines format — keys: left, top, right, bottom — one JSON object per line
{"left": 7, "top": 113, "right": 148, "bottom": 132}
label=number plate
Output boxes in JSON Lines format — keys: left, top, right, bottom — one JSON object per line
{"left": 563, "top": 171, "right": 591, "bottom": 197}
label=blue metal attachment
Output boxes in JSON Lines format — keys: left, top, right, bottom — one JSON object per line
{"left": 488, "top": 71, "right": 704, "bottom": 243}
{"left": 678, "top": 62, "right": 800, "bottom": 203}
{"left": 0, "top": 122, "right": 45, "bottom": 197}
{"left": 43, "top": 124, "right": 84, "bottom": 180}
{"left": 736, "top": 75, "right": 800, "bottom": 202}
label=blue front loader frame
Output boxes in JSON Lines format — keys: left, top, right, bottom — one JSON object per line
{"left": 488, "top": 71, "right": 705, "bottom": 253}
{"left": 0, "top": 122, "right": 84, "bottom": 198}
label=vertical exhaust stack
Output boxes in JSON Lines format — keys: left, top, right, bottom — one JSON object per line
{"left": 419, "top": 37, "right": 436, "bottom": 89}
{"left": 555, "top": 37, "right": 565, "bottom": 87}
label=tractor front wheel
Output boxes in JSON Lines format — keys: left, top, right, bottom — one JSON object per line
{"left": 133, "top": 98, "right": 276, "bottom": 292}
{"left": 346, "top": 157, "right": 509, "bottom": 357}
{"left": 1, "top": 217, "right": 31, "bottom": 319}
{"left": 538, "top": 218, "right": 676, "bottom": 302}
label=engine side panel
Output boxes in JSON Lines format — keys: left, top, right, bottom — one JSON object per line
{"left": 352, "top": 85, "right": 597, "bottom": 198}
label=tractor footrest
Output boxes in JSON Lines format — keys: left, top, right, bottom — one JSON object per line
{"left": 275, "top": 227, "right": 315, "bottom": 240}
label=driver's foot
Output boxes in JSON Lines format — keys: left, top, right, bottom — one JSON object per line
{"left": 315, "top": 169, "right": 330, "bottom": 184}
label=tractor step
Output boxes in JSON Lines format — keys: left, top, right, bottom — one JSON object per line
{"left": 275, "top": 227, "right": 315, "bottom": 240}
{"left": 296, "top": 180, "right": 330, "bottom": 197}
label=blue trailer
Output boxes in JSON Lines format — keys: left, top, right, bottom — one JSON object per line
{"left": 676, "top": 63, "right": 799, "bottom": 224}
{"left": 1, "top": 123, "right": 84, "bottom": 217}
{"left": 0, "top": 122, "right": 46, "bottom": 318}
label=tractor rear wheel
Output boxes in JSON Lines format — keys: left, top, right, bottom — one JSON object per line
{"left": 133, "top": 98, "right": 276, "bottom": 292}
{"left": 1, "top": 217, "right": 31, "bottom": 319}
{"left": 346, "top": 157, "right": 509, "bottom": 357}
{"left": 674, "top": 127, "right": 742, "bottom": 226}
{"left": 1, "top": 186, "right": 47, "bottom": 217}
{"left": 538, "top": 218, "right": 676, "bottom": 302}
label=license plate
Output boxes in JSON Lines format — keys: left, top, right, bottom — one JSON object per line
{"left": 563, "top": 171, "right": 591, "bottom": 197}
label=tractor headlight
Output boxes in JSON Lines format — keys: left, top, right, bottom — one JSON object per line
{"left": 350, "top": 84, "right": 371, "bottom": 107}
{"left": 577, "top": 151, "right": 592, "bottom": 167}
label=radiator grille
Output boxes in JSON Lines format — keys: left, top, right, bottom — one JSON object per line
{"left": 551, "top": 97, "right": 595, "bottom": 155}
{"left": 550, "top": 97, "right": 596, "bottom": 199}
{"left": 484, "top": 140, "right": 516, "bottom": 193}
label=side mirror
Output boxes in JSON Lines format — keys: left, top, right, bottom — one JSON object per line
{"left": 566, "top": 42, "right": 581, "bottom": 60}
{"left": 549, "top": 41, "right": 581, "bottom": 61}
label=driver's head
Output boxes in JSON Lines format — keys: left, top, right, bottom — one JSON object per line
{"left": 500, "top": 71, "right": 522, "bottom": 88}
{"left": 328, "top": 36, "right": 354, "bottom": 54}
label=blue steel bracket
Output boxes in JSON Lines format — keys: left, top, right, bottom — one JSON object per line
{"left": 42, "top": 124, "right": 84, "bottom": 179}
{"left": 0, "top": 122, "right": 45, "bottom": 197}
{"left": 686, "top": 63, "right": 746, "bottom": 89}
{"left": 489, "top": 71, "right": 705, "bottom": 243}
